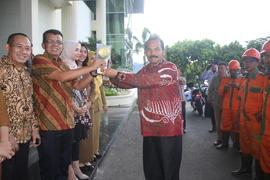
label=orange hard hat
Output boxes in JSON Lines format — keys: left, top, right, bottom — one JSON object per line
{"left": 241, "top": 48, "right": 261, "bottom": 61}
{"left": 228, "top": 60, "right": 240, "bottom": 70}
{"left": 261, "top": 40, "right": 270, "bottom": 54}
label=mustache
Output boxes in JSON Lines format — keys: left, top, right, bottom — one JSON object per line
{"left": 150, "top": 55, "right": 159, "bottom": 58}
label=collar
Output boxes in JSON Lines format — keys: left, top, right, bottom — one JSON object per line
{"left": 148, "top": 59, "right": 166, "bottom": 68}
{"left": 247, "top": 68, "right": 259, "bottom": 79}
{"left": 43, "top": 52, "right": 62, "bottom": 63}
{"left": 1, "top": 56, "right": 27, "bottom": 71}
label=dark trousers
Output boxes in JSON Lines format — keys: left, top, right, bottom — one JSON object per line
{"left": 2, "top": 142, "right": 30, "bottom": 180}
{"left": 72, "top": 140, "right": 80, "bottom": 161}
{"left": 182, "top": 101, "right": 186, "bottom": 130}
{"left": 209, "top": 104, "right": 216, "bottom": 129}
{"left": 143, "top": 136, "right": 182, "bottom": 180}
{"left": 38, "top": 129, "right": 73, "bottom": 180}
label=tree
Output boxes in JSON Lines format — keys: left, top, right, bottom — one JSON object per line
{"left": 124, "top": 28, "right": 141, "bottom": 69}
{"left": 166, "top": 39, "right": 246, "bottom": 83}
{"left": 246, "top": 36, "right": 270, "bottom": 51}
{"left": 215, "top": 41, "right": 244, "bottom": 64}
{"left": 166, "top": 39, "right": 217, "bottom": 82}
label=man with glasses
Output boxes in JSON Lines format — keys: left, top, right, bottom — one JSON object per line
{"left": 32, "top": 29, "right": 104, "bottom": 180}
{"left": 0, "top": 33, "right": 40, "bottom": 180}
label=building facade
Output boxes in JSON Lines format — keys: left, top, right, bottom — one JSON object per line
{"left": 0, "top": 0, "right": 144, "bottom": 68}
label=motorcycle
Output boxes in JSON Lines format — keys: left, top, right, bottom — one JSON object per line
{"left": 191, "top": 87, "right": 205, "bottom": 116}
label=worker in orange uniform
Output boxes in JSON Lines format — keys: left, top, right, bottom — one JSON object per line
{"left": 231, "top": 48, "right": 264, "bottom": 180}
{"left": 260, "top": 40, "right": 270, "bottom": 179}
{"left": 217, "top": 60, "right": 243, "bottom": 150}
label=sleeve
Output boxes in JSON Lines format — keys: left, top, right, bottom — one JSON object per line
{"left": 111, "top": 64, "right": 178, "bottom": 89}
{"left": 32, "top": 56, "right": 61, "bottom": 77}
{"left": 207, "top": 77, "right": 216, "bottom": 103}
{"left": 100, "top": 84, "right": 107, "bottom": 106}
{"left": 0, "top": 91, "right": 10, "bottom": 127}
{"left": 218, "top": 79, "right": 226, "bottom": 96}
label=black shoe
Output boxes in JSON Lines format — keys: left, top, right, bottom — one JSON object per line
{"left": 216, "top": 144, "right": 229, "bottom": 150}
{"left": 213, "top": 140, "right": 222, "bottom": 146}
{"left": 95, "top": 153, "right": 102, "bottom": 159}
{"left": 209, "top": 128, "right": 216, "bottom": 133}
{"left": 231, "top": 168, "right": 251, "bottom": 176}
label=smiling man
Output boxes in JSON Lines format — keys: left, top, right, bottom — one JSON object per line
{"left": 0, "top": 33, "right": 40, "bottom": 180}
{"left": 32, "top": 29, "right": 104, "bottom": 180}
{"left": 103, "top": 35, "right": 183, "bottom": 180}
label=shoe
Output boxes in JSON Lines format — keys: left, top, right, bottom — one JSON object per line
{"left": 75, "top": 173, "right": 89, "bottom": 180}
{"left": 231, "top": 168, "right": 251, "bottom": 176}
{"left": 95, "top": 153, "right": 102, "bottom": 159}
{"left": 209, "top": 128, "right": 216, "bottom": 133}
{"left": 216, "top": 144, "right": 229, "bottom": 150}
{"left": 213, "top": 140, "right": 222, "bottom": 146}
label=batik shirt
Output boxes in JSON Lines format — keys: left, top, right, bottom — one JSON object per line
{"left": 32, "top": 54, "right": 74, "bottom": 131}
{"left": 111, "top": 59, "right": 183, "bottom": 137}
{"left": 0, "top": 56, "right": 38, "bottom": 143}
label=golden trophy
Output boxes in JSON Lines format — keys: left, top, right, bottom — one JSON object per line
{"left": 96, "top": 44, "right": 111, "bottom": 74}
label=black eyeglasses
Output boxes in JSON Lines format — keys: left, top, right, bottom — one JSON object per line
{"left": 45, "top": 39, "right": 63, "bottom": 45}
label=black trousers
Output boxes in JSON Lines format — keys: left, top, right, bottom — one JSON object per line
{"left": 143, "top": 136, "right": 182, "bottom": 180}
{"left": 209, "top": 104, "right": 216, "bottom": 129}
{"left": 182, "top": 101, "right": 186, "bottom": 130}
{"left": 2, "top": 141, "right": 30, "bottom": 180}
{"left": 38, "top": 129, "right": 73, "bottom": 180}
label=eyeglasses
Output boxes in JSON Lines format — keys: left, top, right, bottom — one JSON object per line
{"left": 45, "top": 39, "right": 63, "bottom": 45}
{"left": 12, "top": 44, "right": 32, "bottom": 52}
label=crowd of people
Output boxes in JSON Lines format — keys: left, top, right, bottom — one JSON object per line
{"left": 0, "top": 29, "right": 108, "bottom": 180}
{"left": 1, "top": 28, "right": 270, "bottom": 180}
{"left": 203, "top": 43, "right": 270, "bottom": 180}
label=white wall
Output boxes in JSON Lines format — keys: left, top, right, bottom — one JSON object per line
{"left": 76, "top": 2, "right": 91, "bottom": 42}
{"left": 0, "top": 0, "right": 92, "bottom": 55}
{"left": 62, "top": 1, "right": 91, "bottom": 42}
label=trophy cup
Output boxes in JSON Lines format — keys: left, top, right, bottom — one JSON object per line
{"left": 96, "top": 44, "right": 111, "bottom": 74}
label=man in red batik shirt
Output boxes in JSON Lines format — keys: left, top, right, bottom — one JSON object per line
{"left": 103, "top": 35, "right": 183, "bottom": 180}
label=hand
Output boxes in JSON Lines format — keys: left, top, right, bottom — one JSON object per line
{"left": 0, "top": 141, "right": 15, "bottom": 161}
{"left": 75, "top": 107, "right": 87, "bottom": 115}
{"left": 102, "top": 69, "right": 118, "bottom": 78}
{"left": 103, "top": 105, "right": 108, "bottom": 112}
{"left": 84, "top": 101, "right": 92, "bottom": 110}
{"left": 31, "top": 129, "right": 41, "bottom": 147}
{"left": 90, "top": 59, "right": 106, "bottom": 69}
{"left": 9, "top": 134, "right": 19, "bottom": 152}
{"left": 179, "top": 77, "right": 185, "bottom": 85}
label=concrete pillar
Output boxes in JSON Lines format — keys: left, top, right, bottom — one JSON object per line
{"left": 61, "top": 2, "right": 78, "bottom": 41}
{"left": 96, "top": 0, "right": 106, "bottom": 44}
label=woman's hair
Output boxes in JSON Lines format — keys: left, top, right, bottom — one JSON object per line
{"left": 81, "top": 43, "right": 89, "bottom": 67}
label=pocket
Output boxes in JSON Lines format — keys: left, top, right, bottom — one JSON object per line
{"left": 249, "top": 87, "right": 261, "bottom": 93}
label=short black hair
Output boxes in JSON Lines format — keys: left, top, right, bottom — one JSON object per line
{"left": 43, "top": 29, "right": 63, "bottom": 43}
{"left": 144, "top": 34, "right": 165, "bottom": 50}
{"left": 212, "top": 60, "right": 219, "bottom": 65}
{"left": 7, "top": 33, "right": 32, "bottom": 46}
{"left": 218, "top": 62, "right": 227, "bottom": 66}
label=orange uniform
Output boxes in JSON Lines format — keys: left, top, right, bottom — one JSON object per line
{"left": 238, "top": 69, "right": 264, "bottom": 160}
{"left": 260, "top": 74, "right": 270, "bottom": 173}
{"left": 219, "top": 77, "right": 243, "bottom": 132}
